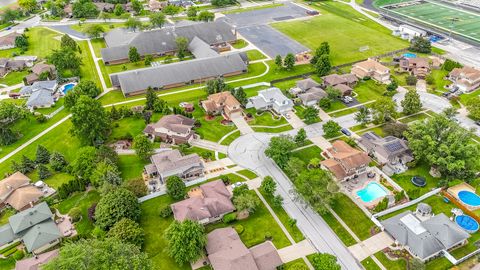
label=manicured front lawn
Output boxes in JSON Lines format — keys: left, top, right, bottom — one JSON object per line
{"left": 118, "top": 155, "right": 149, "bottom": 182}
{"left": 232, "top": 39, "right": 248, "bottom": 49}
{"left": 219, "top": 130, "right": 241, "bottom": 145}
{"left": 193, "top": 104, "right": 237, "bottom": 142}
{"left": 331, "top": 193, "right": 375, "bottom": 241}
{"left": 282, "top": 258, "right": 309, "bottom": 269}
{"left": 390, "top": 163, "right": 440, "bottom": 198}
{"left": 291, "top": 145, "right": 323, "bottom": 166}
{"left": 272, "top": 2, "right": 407, "bottom": 65}
{"left": 69, "top": 22, "right": 125, "bottom": 33}
{"left": 223, "top": 3, "right": 283, "bottom": 14}
{"left": 0, "top": 209, "right": 16, "bottom": 226}
{"left": 0, "top": 27, "right": 61, "bottom": 58}
{"left": 206, "top": 191, "right": 291, "bottom": 249}
{"left": 247, "top": 109, "right": 287, "bottom": 126}
{"left": 0, "top": 70, "right": 29, "bottom": 86}
{"left": 109, "top": 113, "right": 163, "bottom": 142}
{"left": 55, "top": 190, "right": 101, "bottom": 236}
{"left": 259, "top": 190, "right": 305, "bottom": 243}
{"left": 246, "top": 50, "right": 267, "bottom": 61}
{"left": 374, "top": 251, "right": 407, "bottom": 270}
{"left": 236, "top": 169, "right": 258, "bottom": 179}
{"left": 378, "top": 194, "right": 455, "bottom": 221}
{"left": 361, "top": 257, "right": 382, "bottom": 270}
{"left": 252, "top": 125, "right": 293, "bottom": 133}
{"left": 354, "top": 79, "right": 387, "bottom": 103}
{"left": 321, "top": 211, "right": 357, "bottom": 246}
{"left": 398, "top": 112, "right": 429, "bottom": 124}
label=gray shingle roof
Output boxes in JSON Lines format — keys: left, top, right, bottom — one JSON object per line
{"left": 20, "top": 80, "right": 57, "bottom": 96}
{"left": 101, "top": 21, "right": 235, "bottom": 62}
{"left": 188, "top": 37, "right": 218, "bottom": 59}
{"left": 9, "top": 202, "right": 52, "bottom": 234}
{"left": 26, "top": 89, "right": 54, "bottom": 108}
{"left": 111, "top": 52, "right": 247, "bottom": 95}
{"left": 21, "top": 219, "right": 62, "bottom": 252}
{"left": 381, "top": 211, "right": 470, "bottom": 260}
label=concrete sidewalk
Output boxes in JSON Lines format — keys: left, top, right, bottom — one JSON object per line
{"left": 278, "top": 240, "right": 316, "bottom": 263}
{"left": 191, "top": 139, "right": 229, "bottom": 153}
{"left": 348, "top": 232, "right": 393, "bottom": 261}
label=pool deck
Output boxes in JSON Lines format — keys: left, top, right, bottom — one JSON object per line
{"left": 447, "top": 182, "right": 479, "bottom": 211}
{"left": 344, "top": 170, "right": 394, "bottom": 209}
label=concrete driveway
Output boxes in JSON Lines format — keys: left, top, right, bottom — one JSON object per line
{"left": 228, "top": 133, "right": 362, "bottom": 270}
{"left": 348, "top": 232, "right": 394, "bottom": 261}
{"left": 285, "top": 111, "right": 306, "bottom": 129}
{"left": 230, "top": 114, "right": 254, "bottom": 134}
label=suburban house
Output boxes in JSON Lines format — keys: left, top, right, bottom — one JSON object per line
{"left": 143, "top": 114, "right": 196, "bottom": 144}
{"left": 322, "top": 73, "right": 358, "bottom": 96}
{"left": 0, "top": 32, "right": 22, "bottom": 50}
{"left": 448, "top": 66, "right": 480, "bottom": 92}
{"left": 15, "top": 249, "right": 59, "bottom": 270}
{"left": 358, "top": 132, "right": 413, "bottom": 174}
{"left": 110, "top": 52, "right": 248, "bottom": 96}
{"left": 25, "top": 63, "right": 56, "bottom": 85}
{"left": 168, "top": 0, "right": 195, "bottom": 8}
{"left": 290, "top": 78, "right": 327, "bottom": 106}
{"left": 202, "top": 92, "right": 243, "bottom": 120}
{"left": 0, "top": 202, "right": 63, "bottom": 253}
{"left": 206, "top": 227, "right": 283, "bottom": 270}
{"left": 0, "top": 172, "right": 44, "bottom": 211}
{"left": 246, "top": 88, "right": 294, "bottom": 114}
{"left": 144, "top": 149, "right": 204, "bottom": 188}
{"left": 101, "top": 21, "right": 237, "bottom": 64}
{"left": 148, "top": 0, "right": 166, "bottom": 11}
{"left": 171, "top": 180, "right": 234, "bottom": 224}
{"left": 93, "top": 2, "right": 115, "bottom": 12}
{"left": 321, "top": 140, "right": 371, "bottom": 181}
{"left": 0, "top": 58, "right": 26, "bottom": 77}
{"left": 351, "top": 59, "right": 390, "bottom": 83}
{"left": 399, "top": 57, "right": 430, "bottom": 79}
{"left": 20, "top": 80, "right": 58, "bottom": 109}
{"left": 381, "top": 210, "right": 470, "bottom": 262}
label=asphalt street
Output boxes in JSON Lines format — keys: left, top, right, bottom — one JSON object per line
{"left": 228, "top": 133, "right": 362, "bottom": 270}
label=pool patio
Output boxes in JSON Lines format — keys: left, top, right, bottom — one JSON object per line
{"left": 447, "top": 183, "right": 480, "bottom": 211}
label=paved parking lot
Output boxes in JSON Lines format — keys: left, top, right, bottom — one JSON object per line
{"left": 238, "top": 25, "right": 309, "bottom": 57}
{"left": 222, "top": 2, "right": 310, "bottom": 27}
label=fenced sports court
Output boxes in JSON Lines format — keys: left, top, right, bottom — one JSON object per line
{"left": 381, "top": 0, "right": 480, "bottom": 42}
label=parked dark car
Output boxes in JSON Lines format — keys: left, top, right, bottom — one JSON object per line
{"left": 475, "top": 121, "right": 480, "bottom": 126}
{"left": 340, "top": 128, "right": 351, "bottom": 136}
{"left": 306, "top": 10, "right": 319, "bottom": 15}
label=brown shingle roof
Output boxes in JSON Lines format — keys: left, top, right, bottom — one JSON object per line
{"left": 0, "top": 33, "right": 21, "bottom": 47}
{"left": 144, "top": 114, "right": 195, "bottom": 135}
{"left": 321, "top": 140, "right": 371, "bottom": 180}
{"left": 150, "top": 149, "right": 202, "bottom": 175}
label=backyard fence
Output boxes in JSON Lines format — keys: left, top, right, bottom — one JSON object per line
{"left": 373, "top": 188, "right": 442, "bottom": 218}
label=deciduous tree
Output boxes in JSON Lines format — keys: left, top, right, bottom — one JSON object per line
{"left": 284, "top": 53, "right": 295, "bottom": 70}
{"left": 175, "top": 36, "right": 188, "bottom": 60}
{"left": 294, "top": 128, "right": 307, "bottom": 145}
{"left": 166, "top": 175, "right": 186, "bottom": 200}
{"left": 125, "top": 17, "right": 142, "bottom": 31}
{"left": 233, "top": 191, "right": 260, "bottom": 214}
{"left": 0, "top": 103, "right": 24, "bottom": 146}
{"left": 50, "top": 151, "right": 68, "bottom": 171}
{"left": 401, "top": 89, "right": 422, "bottom": 115}
{"left": 133, "top": 134, "right": 154, "bottom": 160}
{"left": 91, "top": 159, "right": 122, "bottom": 187}
{"left": 164, "top": 220, "right": 206, "bottom": 265}
{"left": 275, "top": 55, "right": 282, "bottom": 69}
{"left": 260, "top": 176, "right": 276, "bottom": 196}
{"left": 354, "top": 106, "right": 370, "bottom": 126}
{"left": 197, "top": 11, "right": 214, "bottom": 22}
{"left": 322, "top": 120, "right": 341, "bottom": 138}
{"left": 265, "top": 135, "right": 297, "bottom": 169}
{"left": 149, "top": 12, "right": 166, "bottom": 28}
{"left": 129, "top": 46, "right": 141, "bottom": 63}
{"left": 293, "top": 169, "right": 338, "bottom": 214}
{"left": 107, "top": 218, "right": 144, "bottom": 246}
{"left": 310, "top": 253, "right": 341, "bottom": 270}
{"left": 303, "top": 106, "right": 319, "bottom": 124}
{"left": 70, "top": 96, "right": 110, "bottom": 145}
{"left": 83, "top": 24, "right": 105, "bottom": 39}
{"left": 369, "top": 97, "right": 397, "bottom": 124}
{"left": 60, "top": 34, "right": 78, "bottom": 51}
{"left": 409, "top": 36, "right": 431, "bottom": 54}
{"left": 95, "top": 188, "right": 141, "bottom": 230}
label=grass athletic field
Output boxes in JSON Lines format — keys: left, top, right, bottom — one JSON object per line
{"left": 383, "top": 1, "right": 480, "bottom": 42}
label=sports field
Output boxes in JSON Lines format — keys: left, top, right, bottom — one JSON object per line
{"left": 383, "top": 1, "right": 480, "bottom": 42}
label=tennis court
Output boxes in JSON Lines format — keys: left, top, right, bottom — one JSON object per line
{"left": 383, "top": 0, "right": 480, "bottom": 42}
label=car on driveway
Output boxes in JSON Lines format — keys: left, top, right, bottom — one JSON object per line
{"left": 231, "top": 182, "right": 245, "bottom": 189}
{"left": 341, "top": 128, "right": 351, "bottom": 136}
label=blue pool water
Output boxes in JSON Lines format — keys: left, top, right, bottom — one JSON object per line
{"left": 455, "top": 215, "right": 479, "bottom": 233}
{"left": 403, "top": 53, "right": 417, "bottom": 58}
{"left": 458, "top": 190, "right": 480, "bottom": 207}
{"left": 357, "top": 182, "right": 388, "bottom": 203}
{"left": 62, "top": 83, "right": 75, "bottom": 94}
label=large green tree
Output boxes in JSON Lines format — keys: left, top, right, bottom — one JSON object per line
{"left": 18, "top": 0, "right": 37, "bottom": 12}
{"left": 42, "top": 238, "right": 151, "bottom": 270}
{"left": 466, "top": 96, "right": 480, "bottom": 120}
{"left": 404, "top": 114, "right": 480, "bottom": 180}
{"left": 233, "top": 191, "right": 260, "bottom": 214}
{"left": 133, "top": 134, "right": 154, "bottom": 160}
{"left": 294, "top": 169, "right": 338, "bottom": 214}
{"left": 125, "top": 17, "right": 142, "bottom": 31}
{"left": 149, "top": 12, "right": 166, "bottom": 28}
{"left": 91, "top": 159, "right": 122, "bottom": 187}
{"left": 303, "top": 106, "right": 319, "bottom": 124}
{"left": 164, "top": 220, "right": 207, "bottom": 265}
{"left": 265, "top": 135, "right": 297, "bottom": 169}
{"left": 95, "top": 188, "right": 141, "bottom": 230}
{"left": 83, "top": 24, "right": 105, "bottom": 39}
{"left": 60, "top": 34, "right": 78, "bottom": 51}
{"left": 70, "top": 146, "right": 97, "bottom": 179}
{"left": 47, "top": 47, "right": 82, "bottom": 76}
{"left": 260, "top": 176, "right": 276, "bottom": 196}
{"left": 72, "top": 0, "right": 99, "bottom": 18}
{"left": 166, "top": 175, "right": 186, "bottom": 200}
{"left": 175, "top": 37, "right": 188, "bottom": 60}
{"left": 70, "top": 96, "right": 110, "bottom": 145}
{"left": 284, "top": 53, "right": 295, "bottom": 70}
{"left": 310, "top": 253, "right": 341, "bottom": 270}
{"left": 401, "top": 89, "right": 422, "bottom": 115}
{"left": 409, "top": 36, "right": 431, "bottom": 54}
{"left": 0, "top": 102, "right": 25, "bottom": 146}
{"left": 129, "top": 46, "right": 141, "bottom": 63}
{"left": 107, "top": 218, "right": 145, "bottom": 247}
{"left": 369, "top": 97, "right": 397, "bottom": 124}
{"left": 315, "top": 54, "right": 331, "bottom": 76}
{"left": 354, "top": 106, "right": 370, "bottom": 126}
{"left": 197, "top": 10, "right": 214, "bottom": 22}
{"left": 322, "top": 120, "right": 341, "bottom": 138}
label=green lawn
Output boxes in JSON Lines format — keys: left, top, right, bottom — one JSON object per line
{"left": 398, "top": 112, "right": 429, "bottom": 124}
{"left": 0, "top": 209, "right": 16, "bottom": 226}
{"left": 54, "top": 190, "right": 101, "bottom": 236}
{"left": 78, "top": 40, "right": 102, "bottom": 87}
{"left": 109, "top": 113, "right": 163, "bottom": 142}
{"left": 259, "top": 190, "right": 305, "bottom": 243}
{"left": 245, "top": 50, "right": 267, "bottom": 61}
{"left": 69, "top": 22, "right": 125, "bottom": 33}
{"left": 247, "top": 109, "right": 288, "bottom": 126}
{"left": 0, "top": 27, "right": 61, "bottom": 58}
{"left": 91, "top": 38, "right": 106, "bottom": 58}
{"left": 328, "top": 107, "right": 359, "bottom": 118}
{"left": 321, "top": 211, "right": 357, "bottom": 246}
{"left": 26, "top": 170, "right": 72, "bottom": 189}
{"left": 193, "top": 104, "right": 237, "bottom": 142}
{"left": 390, "top": 163, "right": 441, "bottom": 198}
{"left": 291, "top": 145, "right": 323, "bottom": 166}
{"left": 282, "top": 258, "right": 309, "bottom": 269}
{"left": 272, "top": 1, "right": 408, "bottom": 65}
{"left": 374, "top": 251, "right": 407, "bottom": 270}
{"left": 231, "top": 39, "right": 248, "bottom": 49}
{"left": 428, "top": 69, "right": 450, "bottom": 92}
{"left": 118, "top": 155, "right": 149, "bottom": 182}
{"left": 222, "top": 3, "right": 283, "bottom": 14}
{"left": 0, "top": 70, "right": 29, "bottom": 86}
{"left": 361, "top": 257, "right": 382, "bottom": 270}
{"left": 219, "top": 130, "right": 241, "bottom": 145}
{"left": 252, "top": 125, "right": 293, "bottom": 133}
{"left": 236, "top": 169, "right": 258, "bottom": 180}
{"left": 205, "top": 191, "right": 291, "bottom": 249}
{"left": 181, "top": 146, "right": 216, "bottom": 161}
{"left": 331, "top": 193, "right": 375, "bottom": 241}
{"left": 354, "top": 79, "right": 387, "bottom": 103}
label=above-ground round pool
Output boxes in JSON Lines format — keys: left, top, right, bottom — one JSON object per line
{"left": 455, "top": 215, "right": 479, "bottom": 233}
{"left": 403, "top": 53, "right": 417, "bottom": 58}
{"left": 458, "top": 190, "right": 480, "bottom": 207}
{"left": 356, "top": 182, "right": 388, "bottom": 203}
{"left": 62, "top": 83, "right": 76, "bottom": 94}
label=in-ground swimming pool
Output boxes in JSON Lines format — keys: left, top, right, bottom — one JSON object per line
{"left": 458, "top": 190, "right": 480, "bottom": 207}
{"left": 62, "top": 83, "right": 76, "bottom": 94}
{"left": 455, "top": 215, "right": 479, "bottom": 233}
{"left": 356, "top": 182, "right": 388, "bottom": 203}
{"left": 403, "top": 53, "right": 417, "bottom": 58}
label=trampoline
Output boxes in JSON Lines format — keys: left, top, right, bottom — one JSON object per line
{"left": 411, "top": 176, "right": 426, "bottom": 187}
{"left": 455, "top": 215, "right": 479, "bottom": 233}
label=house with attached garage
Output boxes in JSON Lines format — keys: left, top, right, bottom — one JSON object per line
{"left": 289, "top": 78, "right": 328, "bottom": 107}
{"left": 381, "top": 210, "right": 470, "bottom": 262}
{"left": 351, "top": 59, "right": 390, "bottom": 84}
{"left": 171, "top": 180, "right": 234, "bottom": 224}
{"left": 0, "top": 202, "right": 63, "bottom": 254}
{"left": 321, "top": 140, "right": 371, "bottom": 181}
{"left": 0, "top": 32, "right": 22, "bottom": 50}
{"left": 0, "top": 172, "right": 44, "bottom": 211}
{"left": 448, "top": 66, "right": 480, "bottom": 92}
{"left": 399, "top": 57, "right": 430, "bottom": 79}
{"left": 246, "top": 88, "right": 294, "bottom": 114}
{"left": 143, "top": 114, "right": 196, "bottom": 144}
{"left": 20, "top": 80, "right": 58, "bottom": 109}
{"left": 143, "top": 149, "right": 204, "bottom": 191}
{"left": 202, "top": 91, "right": 243, "bottom": 120}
